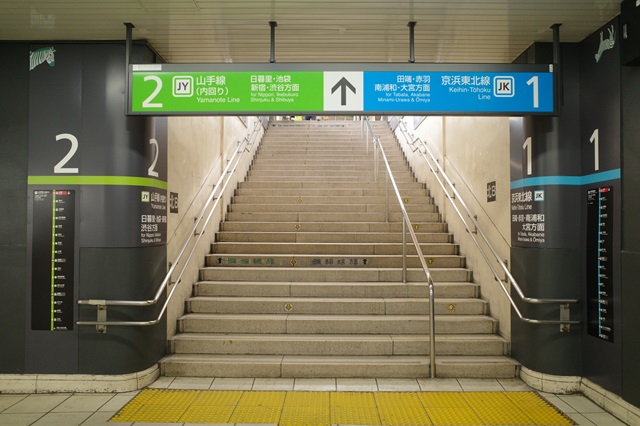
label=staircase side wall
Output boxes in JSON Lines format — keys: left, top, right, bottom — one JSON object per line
{"left": 395, "top": 116, "right": 513, "bottom": 341}
{"left": 166, "top": 117, "right": 263, "bottom": 339}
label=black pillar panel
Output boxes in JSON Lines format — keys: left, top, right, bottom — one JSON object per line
{"left": 0, "top": 43, "right": 29, "bottom": 373}
{"left": 25, "top": 42, "right": 168, "bottom": 374}
{"left": 510, "top": 247, "right": 582, "bottom": 375}
{"left": 621, "top": 59, "right": 640, "bottom": 407}
{"left": 78, "top": 247, "right": 166, "bottom": 375}
{"left": 579, "top": 18, "right": 623, "bottom": 396}
{"left": 509, "top": 44, "right": 583, "bottom": 376}
{"left": 26, "top": 44, "right": 84, "bottom": 373}
{"left": 621, "top": 66, "right": 640, "bottom": 253}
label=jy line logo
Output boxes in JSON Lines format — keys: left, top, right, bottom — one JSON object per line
{"left": 494, "top": 76, "right": 515, "bottom": 97}
{"left": 173, "top": 76, "right": 193, "bottom": 97}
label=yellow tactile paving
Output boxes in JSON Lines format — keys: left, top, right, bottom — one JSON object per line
{"left": 374, "top": 392, "right": 434, "bottom": 425}
{"left": 228, "top": 391, "right": 288, "bottom": 424}
{"left": 280, "top": 406, "right": 331, "bottom": 426}
{"left": 179, "top": 404, "right": 235, "bottom": 423}
{"left": 419, "top": 392, "right": 470, "bottom": 408}
{"left": 190, "top": 389, "right": 242, "bottom": 406}
{"left": 110, "top": 389, "right": 576, "bottom": 425}
{"left": 463, "top": 392, "right": 537, "bottom": 425}
{"left": 229, "top": 404, "right": 284, "bottom": 424}
{"left": 331, "top": 392, "right": 381, "bottom": 425}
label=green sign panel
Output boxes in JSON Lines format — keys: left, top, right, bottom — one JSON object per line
{"left": 131, "top": 70, "right": 323, "bottom": 113}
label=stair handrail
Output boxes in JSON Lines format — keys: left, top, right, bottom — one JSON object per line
{"left": 393, "top": 119, "right": 580, "bottom": 327}
{"left": 363, "top": 117, "right": 437, "bottom": 378}
{"left": 76, "top": 119, "right": 265, "bottom": 332}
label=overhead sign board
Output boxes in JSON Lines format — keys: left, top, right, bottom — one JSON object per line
{"left": 128, "top": 63, "right": 554, "bottom": 116}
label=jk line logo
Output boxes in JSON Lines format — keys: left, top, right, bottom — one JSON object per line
{"left": 494, "top": 76, "right": 515, "bottom": 97}
{"left": 173, "top": 76, "right": 193, "bottom": 97}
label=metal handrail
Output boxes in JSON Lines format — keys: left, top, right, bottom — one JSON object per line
{"left": 77, "top": 119, "right": 265, "bottom": 331}
{"left": 363, "top": 118, "right": 436, "bottom": 378}
{"left": 393, "top": 119, "right": 580, "bottom": 326}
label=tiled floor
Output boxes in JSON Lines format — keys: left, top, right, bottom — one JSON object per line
{"left": 0, "top": 377, "right": 629, "bottom": 425}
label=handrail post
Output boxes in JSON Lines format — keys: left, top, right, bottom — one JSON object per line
{"left": 402, "top": 219, "right": 407, "bottom": 283}
{"left": 385, "top": 158, "right": 389, "bottom": 223}
{"left": 364, "top": 116, "right": 437, "bottom": 375}
{"left": 374, "top": 139, "right": 378, "bottom": 182}
{"left": 429, "top": 279, "right": 436, "bottom": 378}
{"left": 366, "top": 123, "right": 370, "bottom": 155}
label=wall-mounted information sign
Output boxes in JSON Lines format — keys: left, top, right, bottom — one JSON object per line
{"left": 510, "top": 188, "right": 547, "bottom": 246}
{"left": 587, "top": 187, "right": 614, "bottom": 342}
{"left": 129, "top": 63, "right": 554, "bottom": 116}
{"left": 31, "top": 190, "right": 75, "bottom": 331}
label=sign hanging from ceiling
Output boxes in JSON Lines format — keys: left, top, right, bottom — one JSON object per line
{"left": 128, "top": 63, "right": 554, "bottom": 116}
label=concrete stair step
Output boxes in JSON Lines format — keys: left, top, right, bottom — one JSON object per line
{"left": 252, "top": 155, "right": 405, "bottom": 162}
{"left": 247, "top": 169, "right": 414, "bottom": 177}
{"left": 159, "top": 354, "right": 429, "bottom": 378}
{"left": 211, "top": 242, "right": 459, "bottom": 256}
{"left": 220, "top": 221, "right": 446, "bottom": 233}
{"left": 186, "top": 297, "right": 486, "bottom": 315}
{"left": 225, "top": 212, "right": 441, "bottom": 222}
{"left": 435, "top": 356, "right": 520, "bottom": 378}
{"left": 215, "top": 232, "right": 450, "bottom": 243}
{"left": 205, "top": 254, "right": 465, "bottom": 269}
{"left": 159, "top": 354, "right": 519, "bottom": 378}
{"left": 231, "top": 196, "right": 433, "bottom": 205}
{"left": 178, "top": 313, "right": 497, "bottom": 334}
{"left": 245, "top": 176, "right": 417, "bottom": 183}
{"left": 193, "top": 281, "right": 479, "bottom": 299}
{"left": 250, "top": 163, "right": 408, "bottom": 171}
{"left": 235, "top": 188, "right": 429, "bottom": 197}
{"left": 253, "top": 163, "right": 405, "bottom": 170}
{"left": 199, "top": 267, "right": 472, "bottom": 283}
{"left": 227, "top": 203, "right": 436, "bottom": 213}
{"left": 169, "top": 334, "right": 508, "bottom": 356}
{"left": 238, "top": 181, "right": 425, "bottom": 190}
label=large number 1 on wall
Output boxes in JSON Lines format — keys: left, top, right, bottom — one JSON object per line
{"left": 590, "top": 129, "right": 600, "bottom": 171}
{"left": 523, "top": 137, "right": 532, "bottom": 176}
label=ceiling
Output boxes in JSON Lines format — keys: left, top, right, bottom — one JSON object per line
{"left": 0, "top": 0, "right": 622, "bottom": 64}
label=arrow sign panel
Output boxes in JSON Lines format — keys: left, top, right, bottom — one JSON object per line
{"left": 331, "top": 77, "right": 357, "bottom": 106}
{"left": 324, "top": 72, "right": 364, "bottom": 111}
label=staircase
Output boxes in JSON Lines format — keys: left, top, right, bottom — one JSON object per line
{"left": 160, "top": 120, "right": 519, "bottom": 378}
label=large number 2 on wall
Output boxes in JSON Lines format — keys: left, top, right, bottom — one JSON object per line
{"left": 54, "top": 133, "right": 79, "bottom": 174}
{"left": 148, "top": 138, "right": 159, "bottom": 178}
